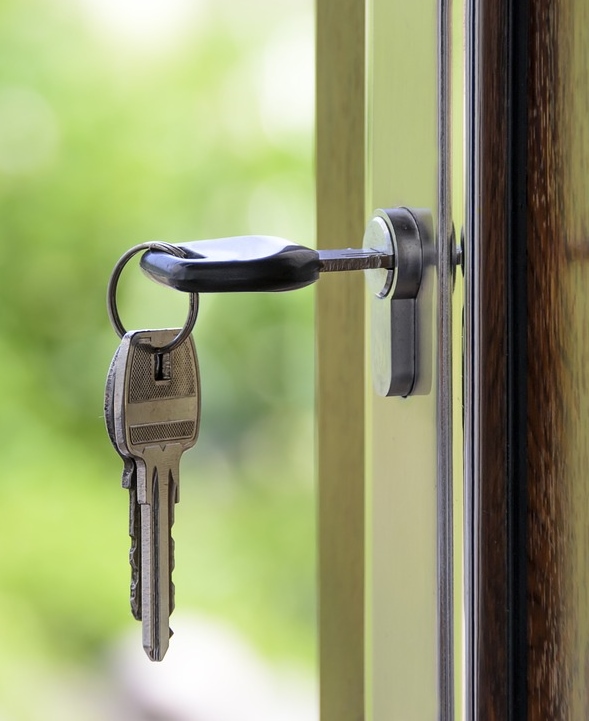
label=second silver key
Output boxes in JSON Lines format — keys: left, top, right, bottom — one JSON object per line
{"left": 115, "top": 328, "right": 200, "bottom": 661}
{"left": 105, "top": 345, "right": 143, "bottom": 620}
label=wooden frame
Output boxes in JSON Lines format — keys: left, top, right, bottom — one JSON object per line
{"left": 316, "top": 1, "right": 366, "bottom": 719}
{"left": 466, "top": 0, "right": 589, "bottom": 717}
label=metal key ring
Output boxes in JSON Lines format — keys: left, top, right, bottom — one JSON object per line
{"left": 107, "top": 242, "right": 199, "bottom": 353}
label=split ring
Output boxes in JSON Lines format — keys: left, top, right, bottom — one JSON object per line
{"left": 107, "top": 242, "right": 199, "bottom": 353}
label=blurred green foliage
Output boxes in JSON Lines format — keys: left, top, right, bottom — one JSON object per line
{"left": 0, "top": 0, "right": 315, "bottom": 703}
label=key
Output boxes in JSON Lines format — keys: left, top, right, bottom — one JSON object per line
{"left": 139, "top": 235, "right": 394, "bottom": 293}
{"left": 114, "top": 328, "right": 200, "bottom": 661}
{"left": 104, "top": 346, "right": 143, "bottom": 620}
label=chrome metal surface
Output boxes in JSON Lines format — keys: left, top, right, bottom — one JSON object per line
{"left": 464, "top": 2, "right": 478, "bottom": 716}
{"left": 318, "top": 247, "right": 393, "bottom": 272}
{"left": 363, "top": 207, "right": 432, "bottom": 398}
{"left": 363, "top": 215, "right": 396, "bottom": 298}
{"left": 437, "top": 0, "right": 455, "bottom": 717}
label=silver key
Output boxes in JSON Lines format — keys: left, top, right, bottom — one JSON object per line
{"left": 113, "top": 328, "right": 200, "bottom": 661}
{"left": 104, "top": 347, "right": 142, "bottom": 620}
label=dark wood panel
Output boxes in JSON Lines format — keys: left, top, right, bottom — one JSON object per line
{"left": 470, "top": 0, "right": 589, "bottom": 717}
{"left": 527, "top": 0, "right": 589, "bottom": 717}
{"left": 467, "top": 0, "right": 510, "bottom": 716}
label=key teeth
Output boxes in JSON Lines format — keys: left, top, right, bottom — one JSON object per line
{"left": 130, "top": 566, "right": 142, "bottom": 621}
{"left": 170, "top": 581, "right": 175, "bottom": 615}
{"left": 121, "top": 458, "right": 134, "bottom": 489}
{"left": 128, "top": 485, "right": 142, "bottom": 620}
{"left": 169, "top": 472, "right": 177, "bottom": 615}
{"left": 131, "top": 596, "right": 141, "bottom": 621}
{"left": 169, "top": 533, "right": 175, "bottom": 615}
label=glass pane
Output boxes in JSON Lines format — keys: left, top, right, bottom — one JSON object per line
{"left": 365, "top": 0, "right": 465, "bottom": 717}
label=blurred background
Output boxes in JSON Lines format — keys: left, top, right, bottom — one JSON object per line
{"left": 0, "top": 0, "right": 316, "bottom": 718}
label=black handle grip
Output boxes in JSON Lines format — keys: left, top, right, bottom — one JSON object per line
{"left": 140, "top": 235, "right": 320, "bottom": 293}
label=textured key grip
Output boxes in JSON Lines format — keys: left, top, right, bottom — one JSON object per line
{"left": 140, "top": 235, "right": 321, "bottom": 293}
{"left": 119, "top": 330, "right": 200, "bottom": 458}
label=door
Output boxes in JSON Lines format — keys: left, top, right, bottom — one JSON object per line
{"left": 316, "top": 0, "right": 462, "bottom": 719}
{"left": 318, "top": 0, "right": 589, "bottom": 719}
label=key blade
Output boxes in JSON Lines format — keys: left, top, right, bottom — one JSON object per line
{"left": 140, "top": 456, "right": 179, "bottom": 661}
{"left": 141, "top": 467, "right": 167, "bottom": 661}
{"left": 317, "top": 247, "right": 393, "bottom": 272}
